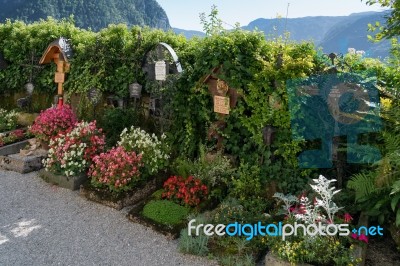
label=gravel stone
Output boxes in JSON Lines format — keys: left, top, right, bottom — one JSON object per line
{"left": 0, "top": 170, "right": 217, "bottom": 266}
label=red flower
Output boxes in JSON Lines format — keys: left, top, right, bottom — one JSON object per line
{"left": 344, "top": 213, "right": 353, "bottom": 223}
{"left": 358, "top": 234, "right": 368, "bottom": 243}
{"left": 162, "top": 175, "right": 208, "bottom": 207}
{"left": 11, "top": 129, "right": 25, "bottom": 139}
{"left": 351, "top": 233, "right": 358, "bottom": 240}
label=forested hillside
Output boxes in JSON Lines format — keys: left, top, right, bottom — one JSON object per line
{"left": 0, "top": 0, "right": 170, "bottom": 31}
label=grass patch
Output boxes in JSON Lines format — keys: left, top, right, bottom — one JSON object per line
{"left": 142, "top": 200, "right": 190, "bottom": 226}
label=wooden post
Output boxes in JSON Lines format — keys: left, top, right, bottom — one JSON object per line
{"left": 54, "top": 55, "right": 65, "bottom": 109}
{"left": 39, "top": 38, "right": 73, "bottom": 108}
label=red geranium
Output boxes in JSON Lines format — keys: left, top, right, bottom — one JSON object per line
{"left": 162, "top": 175, "right": 208, "bottom": 207}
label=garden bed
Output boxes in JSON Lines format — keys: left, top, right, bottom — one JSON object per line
{"left": 38, "top": 169, "right": 87, "bottom": 191}
{"left": 128, "top": 191, "right": 219, "bottom": 240}
{"left": 128, "top": 198, "right": 189, "bottom": 239}
{"left": 0, "top": 128, "right": 31, "bottom": 148}
{"left": 80, "top": 176, "right": 165, "bottom": 210}
{"left": 264, "top": 253, "right": 312, "bottom": 266}
{"left": 0, "top": 138, "right": 30, "bottom": 156}
{"left": 0, "top": 139, "right": 47, "bottom": 173}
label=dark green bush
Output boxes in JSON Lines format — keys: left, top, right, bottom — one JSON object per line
{"left": 98, "top": 107, "right": 142, "bottom": 147}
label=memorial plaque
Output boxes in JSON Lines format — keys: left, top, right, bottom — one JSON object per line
{"left": 54, "top": 72, "right": 65, "bottom": 83}
{"left": 214, "top": 96, "right": 230, "bottom": 115}
{"left": 155, "top": 61, "right": 166, "bottom": 81}
{"left": 129, "top": 83, "right": 142, "bottom": 98}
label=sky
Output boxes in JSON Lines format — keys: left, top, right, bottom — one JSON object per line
{"left": 156, "top": 0, "right": 388, "bottom": 31}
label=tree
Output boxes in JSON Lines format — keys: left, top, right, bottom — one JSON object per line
{"left": 365, "top": 0, "right": 400, "bottom": 39}
{"left": 199, "top": 5, "right": 224, "bottom": 36}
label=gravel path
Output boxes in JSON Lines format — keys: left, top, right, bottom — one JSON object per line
{"left": 0, "top": 170, "right": 217, "bottom": 266}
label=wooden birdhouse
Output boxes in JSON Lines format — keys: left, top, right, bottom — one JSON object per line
{"left": 39, "top": 37, "right": 73, "bottom": 108}
{"left": 202, "top": 67, "right": 240, "bottom": 150}
{"left": 203, "top": 67, "right": 239, "bottom": 115}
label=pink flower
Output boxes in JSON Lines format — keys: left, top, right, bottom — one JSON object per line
{"left": 358, "top": 234, "right": 368, "bottom": 243}
{"left": 30, "top": 105, "right": 77, "bottom": 142}
{"left": 351, "top": 233, "right": 358, "bottom": 239}
{"left": 45, "top": 121, "right": 105, "bottom": 177}
{"left": 88, "top": 146, "right": 142, "bottom": 193}
{"left": 344, "top": 213, "right": 353, "bottom": 223}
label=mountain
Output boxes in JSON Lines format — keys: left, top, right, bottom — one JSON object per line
{"left": 243, "top": 11, "right": 392, "bottom": 58}
{"left": 319, "top": 11, "right": 392, "bottom": 58}
{"left": 173, "top": 28, "right": 205, "bottom": 38}
{"left": 243, "top": 16, "right": 346, "bottom": 44}
{"left": 0, "top": 0, "right": 170, "bottom": 31}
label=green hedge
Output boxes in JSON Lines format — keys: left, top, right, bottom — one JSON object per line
{"left": 0, "top": 17, "right": 188, "bottom": 96}
{"left": 0, "top": 18, "right": 392, "bottom": 195}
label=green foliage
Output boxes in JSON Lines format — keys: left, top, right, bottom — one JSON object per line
{"left": 0, "top": 18, "right": 187, "bottom": 98}
{"left": 348, "top": 171, "right": 378, "bottom": 201}
{"left": 167, "top": 27, "right": 317, "bottom": 195}
{"left": 0, "top": 0, "right": 170, "bottom": 32}
{"left": 199, "top": 5, "right": 224, "bottom": 36}
{"left": 365, "top": 0, "right": 400, "bottom": 39}
{"left": 142, "top": 200, "right": 190, "bottom": 226}
{"left": 119, "top": 126, "right": 170, "bottom": 177}
{"left": 218, "top": 253, "right": 255, "bottom": 266}
{"left": 98, "top": 107, "right": 143, "bottom": 148}
{"left": 231, "top": 163, "right": 263, "bottom": 201}
{"left": 348, "top": 102, "right": 400, "bottom": 226}
{"left": 212, "top": 197, "right": 268, "bottom": 225}
{"left": 179, "top": 214, "right": 210, "bottom": 256}
{"left": 211, "top": 236, "right": 260, "bottom": 266}
{"left": 172, "top": 146, "right": 235, "bottom": 202}
{"left": 151, "top": 189, "right": 164, "bottom": 200}
{"left": 382, "top": 38, "right": 400, "bottom": 97}
{"left": 266, "top": 235, "right": 359, "bottom": 265}
{"left": 179, "top": 230, "right": 210, "bottom": 257}
{"left": 0, "top": 108, "right": 18, "bottom": 131}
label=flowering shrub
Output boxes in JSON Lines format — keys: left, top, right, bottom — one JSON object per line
{"left": 274, "top": 175, "right": 342, "bottom": 224}
{"left": 89, "top": 146, "right": 142, "bottom": 194}
{"left": 162, "top": 176, "right": 208, "bottom": 207}
{"left": 0, "top": 129, "right": 32, "bottom": 147}
{"left": 0, "top": 108, "right": 18, "bottom": 132}
{"left": 43, "top": 121, "right": 105, "bottom": 177}
{"left": 265, "top": 175, "right": 359, "bottom": 265}
{"left": 118, "top": 126, "right": 169, "bottom": 177}
{"left": 351, "top": 232, "right": 368, "bottom": 244}
{"left": 30, "top": 105, "right": 77, "bottom": 142}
